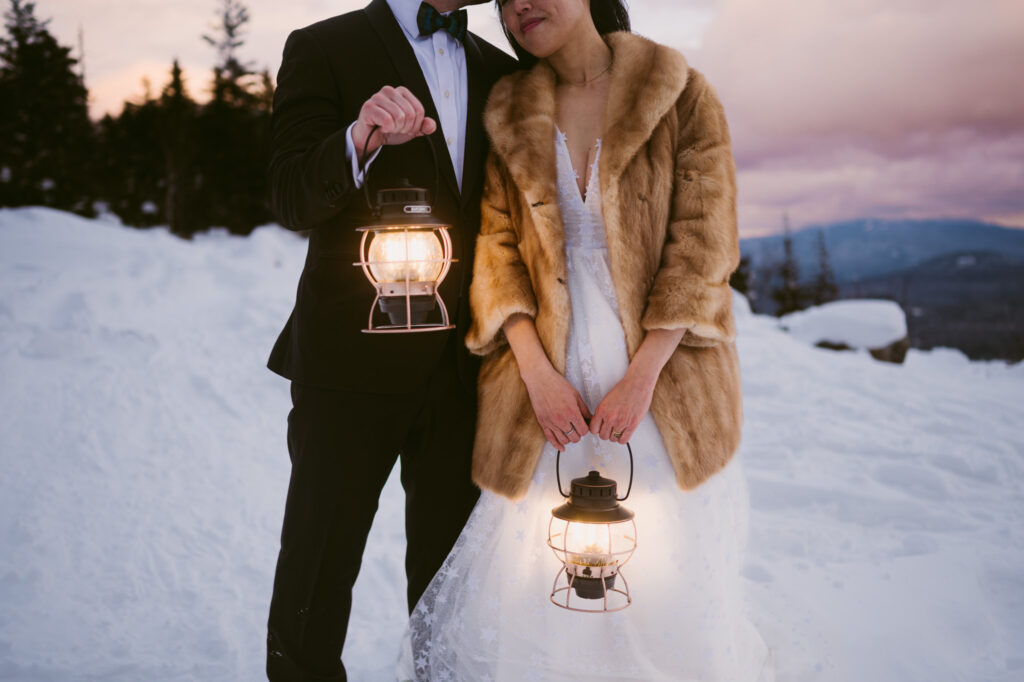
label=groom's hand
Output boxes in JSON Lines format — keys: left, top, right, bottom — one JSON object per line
{"left": 352, "top": 86, "right": 437, "bottom": 164}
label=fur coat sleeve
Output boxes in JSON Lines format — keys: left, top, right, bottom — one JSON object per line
{"left": 641, "top": 76, "right": 740, "bottom": 349}
{"left": 464, "top": 149, "right": 539, "bottom": 357}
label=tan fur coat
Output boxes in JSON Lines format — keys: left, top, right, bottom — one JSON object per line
{"left": 465, "top": 31, "right": 742, "bottom": 501}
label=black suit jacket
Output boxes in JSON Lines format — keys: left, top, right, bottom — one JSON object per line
{"left": 266, "top": 0, "right": 518, "bottom": 394}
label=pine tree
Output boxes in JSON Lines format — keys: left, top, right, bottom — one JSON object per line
{"left": 94, "top": 89, "right": 164, "bottom": 227}
{"left": 202, "top": 0, "right": 256, "bottom": 107}
{"left": 811, "top": 228, "right": 839, "bottom": 305}
{"left": 729, "top": 254, "right": 752, "bottom": 296}
{"left": 158, "top": 59, "right": 200, "bottom": 236}
{"left": 91, "top": 0, "right": 271, "bottom": 235}
{"left": 192, "top": 0, "right": 271, "bottom": 234}
{"left": 254, "top": 66, "right": 274, "bottom": 115}
{"left": 771, "top": 212, "right": 808, "bottom": 315}
{"left": 0, "top": 0, "right": 95, "bottom": 213}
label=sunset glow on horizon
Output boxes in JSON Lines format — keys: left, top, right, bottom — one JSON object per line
{"left": 31, "top": 0, "right": 1024, "bottom": 235}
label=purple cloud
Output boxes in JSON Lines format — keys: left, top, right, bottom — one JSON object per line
{"left": 35, "top": 0, "right": 1024, "bottom": 234}
{"left": 684, "top": 0, "right": 1024, "bottom": 233}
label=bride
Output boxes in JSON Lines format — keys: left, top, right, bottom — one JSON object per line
{"left": 398, "top": 0, "right": 774, "bottom": 679}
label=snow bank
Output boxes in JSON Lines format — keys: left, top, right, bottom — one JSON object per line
{"left": 1, "top": 208, "right": 1021, "bottom": 681}
{"left": 779, "top": 298, "right": 908, "bottom": 349}
{"left": 733, "top": 288, "right": 753, "bottom": 319}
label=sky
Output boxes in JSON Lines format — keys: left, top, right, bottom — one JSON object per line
{"left": 33, "top": 0, "right": 1024, "bottom": 236}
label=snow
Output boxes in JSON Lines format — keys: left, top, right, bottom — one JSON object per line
{"left": 779, "top": 298, "right": 908, "bottom": 349}
{"left": 1, "top": 206, "right": 1022, "bottom": 681}
{"left": 732, "top": 285, "right": 753, "bottom": 319}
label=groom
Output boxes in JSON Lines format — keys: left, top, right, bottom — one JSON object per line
{"left": 264, "top": 1, "right": 516, "bottom": 679}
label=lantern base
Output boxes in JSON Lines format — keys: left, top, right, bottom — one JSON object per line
{"left": 379, "top": 295, "right": 436, "bottom": 326}
{"left": 567, "top": 571, "right": 617, "bottom": 600}
{"left": 550, "top": 568, "right": 632, "bottom": 612}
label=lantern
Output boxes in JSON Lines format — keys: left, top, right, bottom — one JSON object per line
{"left": 350, "top": 123, "right": 456, "bottom": 333}
{"left": 353, "top": 181, "right": 456, "bottom": 332}
{"left": 547, "top": 445, "right": 637, "bottom": 613}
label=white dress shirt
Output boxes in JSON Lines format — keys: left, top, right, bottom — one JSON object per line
{"left": 345, "top": 0, "right": 470, "bottom": 191}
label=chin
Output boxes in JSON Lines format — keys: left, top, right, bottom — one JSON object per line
{"left": 515, "top": 35, "right": 559, "bottom": 60}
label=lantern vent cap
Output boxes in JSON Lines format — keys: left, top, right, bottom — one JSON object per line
{"left": 551, "top": 469, "right": 634, "bottom": 523}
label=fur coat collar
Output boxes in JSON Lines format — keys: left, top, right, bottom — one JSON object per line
{"left": 485, "top": 30, "right": 689, "bottom": 212}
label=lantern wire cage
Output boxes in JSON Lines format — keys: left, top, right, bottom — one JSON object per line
{"left": 352, "top": 123, "right": 456, "bottom": 333}
{"left": 547, "top": 441, "right": 638, "bottom": 613}
{"left": 547, "top": 515, "right": 637, "bottom": 612}
{"left": 354, "top": 224, "right": 455, "bottom": 333}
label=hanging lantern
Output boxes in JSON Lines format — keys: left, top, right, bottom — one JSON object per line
{"left": 547, "top": 445, "right": 637, "bottom": 613}
{"left": 354, "top": 181, "right": 456, "bottom": 333}
{"left": 351, "top": 123, "right": 456, "bottom": 333}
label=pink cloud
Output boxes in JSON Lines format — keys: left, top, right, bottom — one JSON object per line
{"left": 679, "top": 0, "right": 1024, "bottom": 234}
{"left": 34, "top": 0, "right": 1024, "bottom": 234}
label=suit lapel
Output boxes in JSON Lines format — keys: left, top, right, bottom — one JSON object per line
{"left": 460, "top": 32, "right": 488, "bottom": 210}
{"left": 364, "top": 0, "right": 461, "bottom": 202}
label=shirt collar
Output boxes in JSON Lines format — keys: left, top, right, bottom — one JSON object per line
{"left": 387, "top": 0, "right": 459, "bottom": 42}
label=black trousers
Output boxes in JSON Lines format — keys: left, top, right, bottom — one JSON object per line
{"left": 266, "top": 338, "right": 479, "bottom": 681}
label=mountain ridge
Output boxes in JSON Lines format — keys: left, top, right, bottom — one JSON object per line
{"left": 740, "top": 217, "right": 1024, "bottom": 283}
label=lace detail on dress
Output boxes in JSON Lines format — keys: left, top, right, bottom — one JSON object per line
{"left": 554, "top": 126, "right": 608, "bottom": 251}
{"left": 554, "top": 125, "right": 624, "bottom": 417}
{"left": 553, "top": 126, "right": 620, "bottom": 314}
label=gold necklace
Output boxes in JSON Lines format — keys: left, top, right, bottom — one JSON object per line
{"left": 557, "top": 59, "right": 613, "bottom": 87}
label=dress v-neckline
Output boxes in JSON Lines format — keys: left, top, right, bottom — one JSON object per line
{"left": 556, "top": 126, "right": 601, "bottom": 205}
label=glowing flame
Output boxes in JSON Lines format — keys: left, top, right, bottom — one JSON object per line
{"left": 367, "top": 230, "right": 444, "bottom": 283}
{"left": 565, "top": 523, "right": 616, "bottom": 567}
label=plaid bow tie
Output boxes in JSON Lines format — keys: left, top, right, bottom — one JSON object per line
{"left": 416, "top": 2, "right": 468, "bottom": 43}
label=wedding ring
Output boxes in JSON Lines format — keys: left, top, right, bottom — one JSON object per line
{"left": 561, "top": 424, "right": 577, "bottom": 437}
{"left": 612, "top": 430, "right": 624, "bottom": 439}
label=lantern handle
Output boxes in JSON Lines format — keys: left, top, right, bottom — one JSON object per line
{"left": 424, "top": 129, "right": 441, "bottom": 209}
{"left": 618, "top": 441, "right": 634, "bottom": 501}
{"left": 554, "top": 438, "right": 634, "bottom": 501}
{"left": 360, "top": 124, "right": 380, "bottom": 217}
{"left": 556, "top": 447, "right": 568, "bottom": 498}
{"left": 358, "top": 124, "right": 442, "bottom": 214}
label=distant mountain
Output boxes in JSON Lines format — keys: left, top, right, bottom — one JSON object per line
{"left": 740, "top": 217, "right": 1024, "bottom": 284}
{"left": 738, "top": 219, "right": 1024, "bottom": 362}
{"left": 840, "top": 249, "right": 1024, "bottom": 362}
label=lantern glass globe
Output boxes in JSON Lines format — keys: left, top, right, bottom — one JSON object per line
{"left": 562, "top": 519, "right": 634, "bottom": 568}
{"left": 565, "top": 521, "right": 611, "bottom": 566}
{"left": 367, "top": 229, "right": 444, "bottom": 284}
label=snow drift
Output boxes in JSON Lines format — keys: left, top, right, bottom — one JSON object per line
{"left": 1, "top": 207, "right": 1021, "bottom": 681}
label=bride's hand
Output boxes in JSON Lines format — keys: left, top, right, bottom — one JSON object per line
{"left": 590, "top": 369, "right": 657, "bottom": 443}
{"left": 521, "top": 365, "right": 592, "bottom": 452}
{"left": 591, "top": 328, "right": 685, "bottom": 442}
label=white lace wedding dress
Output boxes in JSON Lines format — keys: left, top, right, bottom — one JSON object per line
{"left": 396, "top": 127, "right": 774, "bottom": 681}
